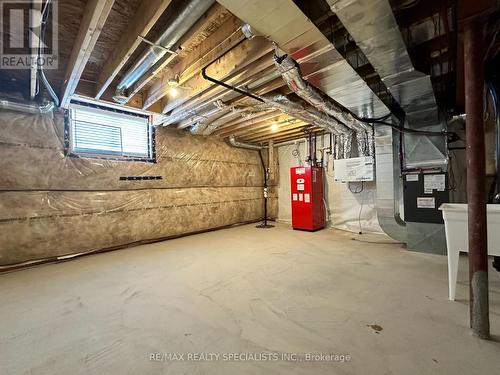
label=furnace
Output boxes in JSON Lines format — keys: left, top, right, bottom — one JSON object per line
{"left": 290, "top": 166, "right": 325, "bottom": 231}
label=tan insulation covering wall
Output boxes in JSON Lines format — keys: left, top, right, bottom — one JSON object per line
{"left": 0, "top": 110, "right": 278, "bottom": 266}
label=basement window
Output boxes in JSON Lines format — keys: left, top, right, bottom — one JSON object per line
{"left": 66, "top": 102, "right": 155, "bottom": 162}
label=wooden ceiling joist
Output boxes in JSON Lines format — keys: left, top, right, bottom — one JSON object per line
{"left": 144, "top": 18, "right": 245, "bottom": 109}
{"left": 175, "top": 74, "right": 285, "bottom": 130}
{"left": 76, "top": 80, "right": 162, "bottom": 113}
{"left": 213, "top": 110, "right": 282, "bottom": 137}
{"left": 216, "top": 116, "right": 285, "bottom": 138}
{"left": 265, "top": 129, "right": 324, "bottom": 144}
{"left": 273, "top": 131, "right": 322, "bottom": 145}
{"left": 219, "top": 115, "right": 296, "bottom": 138}
{"left": 94, "top": 0, "right": 174, "bottom": 100}
{"left": 235, "top": 119, "right": 307, "bottom": 140}
{"left": 127, "top": 3, "right": 235, "bottom": 106}
{"left": 243, "top": 126, "right": 320, "bottom": 143}
{"left": 172, "top": 63, "right": 277, "bottom": 129}
{"left": 161, "top": 37, "right": 273, "bottom": 116}
{"left": 60, "top": 0, "right": 115, "bottom": 108}
{"left": 242, "top": 123, "right": 310, "bottom": 142}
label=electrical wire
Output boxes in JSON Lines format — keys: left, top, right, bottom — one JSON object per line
{"left": 348, "top": 181, "right": 364, "bottom": 194}
{"left": 336, "top": 98, "right": 459, "bottom": 141}
{"left": 357, "top": 183, "right": 365, "bottom": 234}
{"left": 385, "top": 122, "right": 460, "bottom": 142}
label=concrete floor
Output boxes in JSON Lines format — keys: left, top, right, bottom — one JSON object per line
{"left": 1, "top": 223, "right": 500, "bottom": 375}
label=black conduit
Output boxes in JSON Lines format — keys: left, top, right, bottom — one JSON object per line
{"left": 256, "top": 149, "right": 274, "bottom": 229}
{"left": 201, "top": 67, "right": 265, "bottom": 103}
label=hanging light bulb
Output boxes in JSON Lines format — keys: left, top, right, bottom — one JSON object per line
{"left": 169, "top": 87, "right": 179, "bottom": 97}
{"left": 271, "top": 122, "right": 279, "bottom": 132}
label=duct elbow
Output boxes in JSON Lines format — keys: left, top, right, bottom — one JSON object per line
{"left": 112, "top": 88, "right": 129, "bottom": 105}
{"left": 228, "top": 135, "right": 266, "bottom": 150}
{"left": 0, "top": 99, "right": 55, "bottom": 114}
{"left": 242, "top": 24, "right": 261, "bottom": 40}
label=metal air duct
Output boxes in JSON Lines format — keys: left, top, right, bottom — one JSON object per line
{"left": 273, "top": 54, "right": 373, "bottom": 155}
{"left": 329, "top": 0, "right": 447, "bottom": 169}
{"left": 113, "top": 0, "right": 215, "bottom": 102}
{"left": 218, "top": 0, "right": 388, "bottom": 157}
{"left": 191, "top": 94, "right": 353, "bottom": 138}
{"left": 274, "top": 54, "right": 371, "bottom": 133}
{"left": 0, "top": 98, "right": 55, "bottom": 114}
{"left": 374, "top": 124, "right": 407, "bottom": 242}
{"left": 330, "top": 0, "right": 448, "bottom": 252}
{"left": 262, "top": 95, "right": 352, "bottom": 136}
{"left": 228, "top": 135, "right": 266, "bottom": 150}
{"left": 190, "top": 100, "right": 271, "bottom": 136}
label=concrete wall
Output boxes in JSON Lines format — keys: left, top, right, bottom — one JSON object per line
{"left": 0, "top": 109, "right": 277, "bottom": 266}
{"left": 277, "top": 138, "right": 382, "bottom": 234}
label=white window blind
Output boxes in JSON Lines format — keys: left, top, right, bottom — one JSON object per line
{"left": 69, "top": 104, "right": 151, "bottom": 158}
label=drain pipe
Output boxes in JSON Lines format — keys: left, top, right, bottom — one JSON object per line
{"left": 464, "top": 17, "right": 489, "bottom": 339}
{"left": 229, "top": 136, "right": 306, "bottom": 149}
{"left": 227, "top": 135, "right": 274, "bottom": 229}
{"left": 0, "top": 99, "right": 55, "bottom": 114}
{"left": 256, "top": 149, "right": 274, "bottom": 229}
{"left": 275, "top": 139, "right": 306, "bottom": 147}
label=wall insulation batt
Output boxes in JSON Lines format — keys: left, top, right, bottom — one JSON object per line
{"left": 0, "top": 110, "right": 278, "bottom": 266}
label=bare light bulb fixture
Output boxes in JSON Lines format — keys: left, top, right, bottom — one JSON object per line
{"left": 271, "top": 122, "right": 279, "bottom": 132}
{"left": 169, "top": 87, "right": 179, "bottom": 97}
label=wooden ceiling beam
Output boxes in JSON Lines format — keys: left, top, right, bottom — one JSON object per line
{"left": 175, "top": 74, "right": 285, "bottom": 130}
{"left": 173, "top": 63, "right": 280, "bottom": 129}
{"left": 127, "top": 4, "right": 235, "bottom": 105}
{"left": 238, "top": 120, "right": 307, "bottom": 140}
{"left": 75, "top": 80, "right": 162, "bottom": 113}
{"left": 211, "top": 109, "right": 280, "bottom": 136}
{"left": 273, "top": 131, "right": 323, "bottom": 144}
{"left": 243, "top": 127, "right": 318, "bottom": 143}
{"left": 60, "top": 0, "right": 115, "bottom": 108}
{"left": 241, "top": 123, "right": 309, "bottom": 142}
{"left": 144, "top": 15, "right": 244, "bottom": 109}
{"left": 163, "top": 51, "right": 274, "bottom": 126}
{"left": 213, "top": 110, "right": 282, "bottom": 137}
{"left": 225, "top": 114, "right": 302, "bottom": 138}
{"left": 94, "top": 0, "right": 174, "bottom": 99}
{"left": 161, "top": 37, "right": 273, "bottom": 115}
{"left": 219, "top": 115, "right": 291, "bottom": 137}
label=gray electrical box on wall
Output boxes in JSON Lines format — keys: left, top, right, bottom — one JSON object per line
{"left": 403, "top": 172, "right": 449, "bottom": 224}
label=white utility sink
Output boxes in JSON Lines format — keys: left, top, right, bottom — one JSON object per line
{"left": 439, "top": 203, "right": 500, "bottom": 300}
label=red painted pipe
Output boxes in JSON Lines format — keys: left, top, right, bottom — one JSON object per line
{"left": 464, "top": 16, "right": 490, "bottom": 339}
